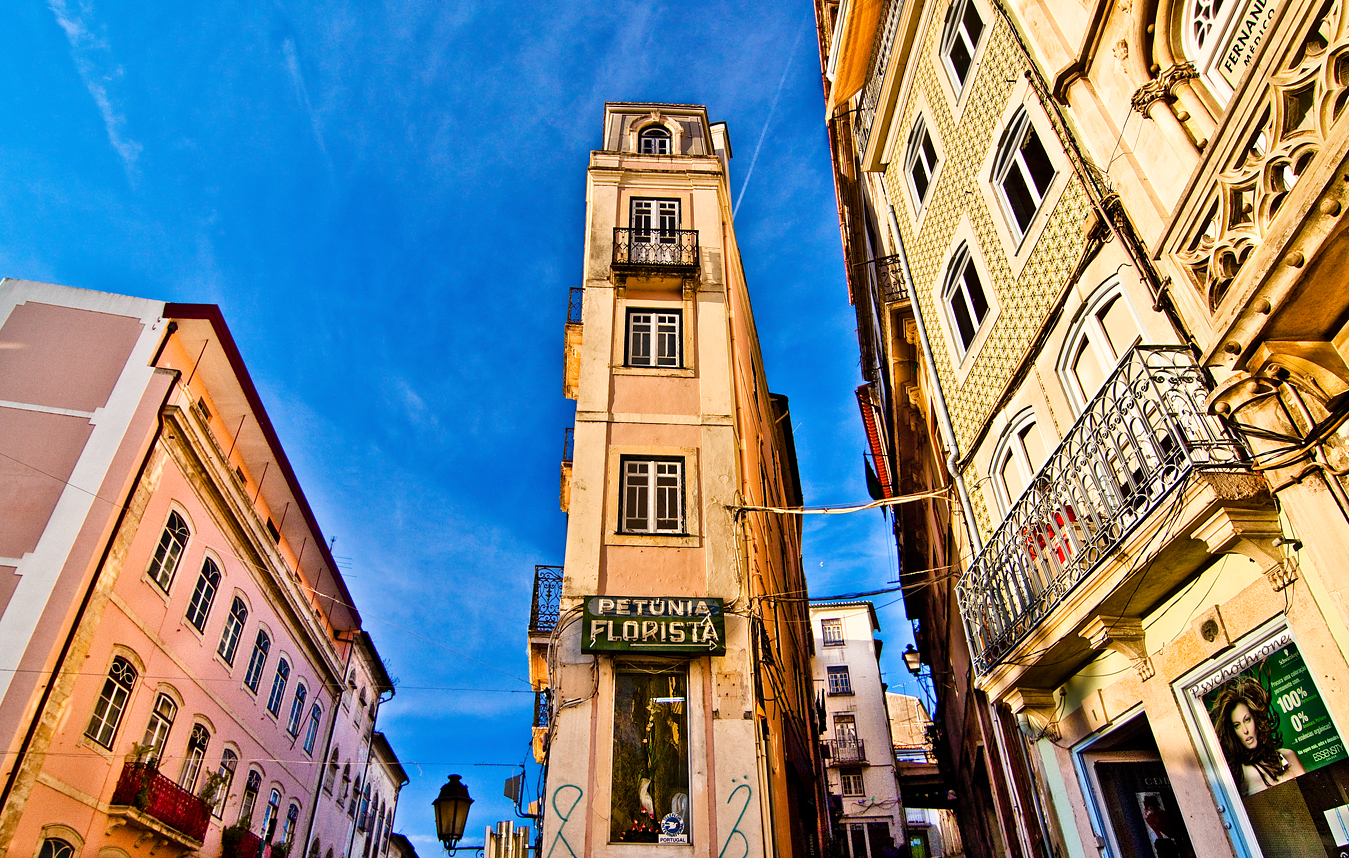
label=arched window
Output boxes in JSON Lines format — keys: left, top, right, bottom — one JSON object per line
{"left": 185, "top": 558, "right": 220, "bottom": 631}
{"left": 383, "top": 808, "right": 393, "bottom": 852}
{"left": 1183, "top": 0, "right": 1274, "bottom": 102}
{"left": 262, "top": 788, "right": 282, "bottom": 841}
{"left": 179, "top": 723, "right": 211, "bottom": 791}
{"left": 991, "top": 107, "right": 1056, "bottom": 237}
{"left": 991, "top": 412, "right": 1050, "bottom": 514}
{"left": 283, "top": 803, "right": 301, "bottom": 845}
{"left": 287, "top": 682, "right": 308, "bottom": 736}
{"left": 324, "top": 749, "right": 339, "bottom": 793}
{"left": 341, "top": 763, "right": 352, "bottom": 802}
{"left": 906, "top": 114, "right": 940, "bottom": 210}
{"left": 38, "top": 839, "right": 75, "bottom": 858}
{"left": 238, "top": 770, "right": 262, "bottom": 828}
{"left": 85, "top": 656, "right": 137, "bottom": 749}
{"left": 244, "top": 630, "right": 271, "bottom": 693}
{"left": 638, "top": 125, "right": 671, "bottom": 155}
{"left": 140, "top": 692, "right": 178, "bottom": 758}
{"left": 212, "top": 748, "right": 238, "bottom": 817}
{"left": 349, "top": 775, "right": 361, "bottom": 817}
{"left": 1059, "top": 288, "right": 1142, "bottom": 411}
{"left": 942, "top": 243, "right": 991, "bottom": 354}
{"left": 940, "top": 0, "right": 984, "bottom": 92}
{"left": 147, "top": 511, "right": 190, "bottom": 592}
{"left": 308, "top": 839, "right": 322, "bottom": 858}
{"left": 303, "top": 703, "right": 323, "bottom": 754}
{"left": 218, "top": 597, "right": 248, "bottom": 664}
{"left": 359, "top": 783, "right": 372, "bottom": 831}
{"left": 266, "top": 657, "right": 291, "bottom": 715}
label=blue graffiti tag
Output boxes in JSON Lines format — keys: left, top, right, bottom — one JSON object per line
{"left": 545, "top": 784, "right": 583, "bottom": 858}
{"left": 718, "top": 781, "right": 753, "bottom": 858}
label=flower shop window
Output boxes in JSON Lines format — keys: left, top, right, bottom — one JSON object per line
{"left": 611, "top": 665, "right": 691, "bottom": 845}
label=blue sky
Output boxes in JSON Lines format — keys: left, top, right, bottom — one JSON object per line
{"left": 2, "top": 0, "right": 922, "bottom": 850}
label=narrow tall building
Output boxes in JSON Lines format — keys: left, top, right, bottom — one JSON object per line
{"left": 528, "top": 103, "right": 825, "bottom": 858}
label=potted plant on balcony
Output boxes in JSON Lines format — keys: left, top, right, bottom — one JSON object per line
{"left": 126, "top": 742, "right": 160, "bottom": 811}
{"left": 221, "top": 823, "right": 256, "bottom": 858}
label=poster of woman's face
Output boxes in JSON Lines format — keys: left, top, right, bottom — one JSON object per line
{"left": 1207, "top": 675, "right": 1306, "bottom": 796}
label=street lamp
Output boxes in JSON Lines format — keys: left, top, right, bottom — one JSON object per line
{"left": 902, "top": 643, "right": 922, "bottom": 676}
{"left": 433, "top": 774, "right": 474, "bottom": 854}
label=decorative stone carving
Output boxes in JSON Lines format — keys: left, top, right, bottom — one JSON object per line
{"left": 1192, "top": 506, "right": 1297, "bottom": 591}
{"left": 1081, "top": 615, "right": 1155, "bottom": 679}
{"left": 1005, "top": 687, "right": 1060, "bottom": 740}
{"left": 1131, "top": 62, "right": 1200, "bottom": 114}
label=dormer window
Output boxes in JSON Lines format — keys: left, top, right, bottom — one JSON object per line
{"left": 638, "top": 125, "right": 671, "bottom": 155}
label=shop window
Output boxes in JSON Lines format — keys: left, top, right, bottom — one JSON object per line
{"left": 1183, "top": 0, "right": 1275, "bottom": 102}
{"left": 244, "top": 630, "right": 271, "bottom": 693}
{"left": 627, "top": 309, "right": 682, "bottom": 368}
{"left": 147, "top": 511, "right": 190, "bottom": 592}
{"left": 621, "top": 457, "right": 685, "bottom": 534}
{"left": 942, "top": 243, "right": 990, "bottom": 354}
{"left": 611, "top": 667, "right": 690, "bottom": 844}
{"left": 85, "top": 656, "right": 137, "bottom": 749}
{"left": 185, "top": 558, "right": 220, "bottom": 632}
{"left": 1060, "top": 289, "right": 1141, "bottom": 411}
{"left": 827, "top": 665, "right": 853, "bottom": 695}
{"left": 639, "top": 125, "right": 672, "bottom": 155}
{"left": 906, "top": 115, "right": 940, "bottom": 209}
{"left": 822, "top": 618, "right": 845, "bottom": 646}
{"left": 218, "top": 597, "right": 248, "bottom": 665}
{"left": 939, "top": 0, "right": 984, "bottom": 92}
{"left": 991, "top": 107, "right": 1056, "bottom": 238}
{"left": 840, "top": 768, "right": 865, "bottom": 796}
{"left": 267, "top": 658, "right": 291, "bottom": 716}
{"left": 179, "top": 723, "right": 210, "bottom": 792}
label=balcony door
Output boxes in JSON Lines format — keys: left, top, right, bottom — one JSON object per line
{"left": 631, "top": 199, "right": 679, "bottom": 245}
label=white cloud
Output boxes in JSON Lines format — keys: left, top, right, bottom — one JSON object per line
{"left": 46, "top": 0, "right": 142, "bottom": 179}
{"left": 281, "top": 36, "right": 329, "bottom": 159}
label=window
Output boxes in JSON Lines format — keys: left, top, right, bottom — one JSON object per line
{"left": 147, "top": 511, "right": 190, "bottom": 592}
{"left": 218, "top": 597, "right": 248, "bottom": 664}
{"left": 638, "top": 125, "right": 671, "bottom": 155}
{"left": 325, "top": 750, "right": 339, "bottom": 793}
{"left": 304, "top": 704, "right": 322, "bottom": 754}
{"left": 827, "top": 665, "right": 853, "bottom": 695}
{"left": 834, "top": 713, "right": 859, "bottom": 744}
{"left": 262, "top": 788, "right": 282, "bottom": 841}
{"left": 943, "top": 243, "right": 991, "bottom": 353}
{"left": 620, "top": 457, "right": 684, "bottom": 534}
{"left": 341, "top": 765, "right": 352, "bottom": 803}
{"left": 630, "top": 198, "right": 680, "bottom": 245}
{"left": 359, "top": 784, "right": 371, "bottom": 830}
{"left": 840, "top": 767, "right": 865, "bottom": 796}
{"left": 906, "top": 115, "right": 940, "bottom": 208}
{"left": 1061, "top": 291, "right": 1140, "bottom": 410}
{"left": 179, "top": 723, "right": 211, "bottom": 791}
{"left": 993, "top": 415, "right": 1050, "bottom": 514}
{"left": 244, "top": 630, "right": 271, "bottom": 693}
{"left": 626, "top": 309, "right": 682, "bottom": 368}
{"left": 287, "top": 683, "right": 308, "bottom": 736}
{"left": 611, "top": 667, "right": 690, "bottom": 844}
{"left": 821, "top": 618, "right": 845, "bottom": 646}
{"left": 992, "top": 107, "right": 1056, "bottom": 237}
{"left": 940, "top": 0, "right": 984, "bottom": 92}
{"left": 213, "top": 749, "right": 238, "bottom": 817}
{"left": 185, "top": 558, "right": 220, "bottom": 632}
{"left": 85, "top": 656, "right": 137, "bottom": 749}
{"left": 38, "top": 839, "right": 75, "bottom": 858}
{"left": 349, "top": 776, "right": 361, "bottom": 817}
{"left": 266, "top": 657, "right": 290, "bottom": 716}
{"left": 284, "top": 803, "right": 301, "bottom": 844}
{"left": 239, "top": 769, "right": 262, "bottom": 828}
{"left": 141, "top": 692, "right": 178, "bottom": 758}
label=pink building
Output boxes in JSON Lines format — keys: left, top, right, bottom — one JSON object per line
{"left": 0, "top": 279, "right": 402, "bottom": 858}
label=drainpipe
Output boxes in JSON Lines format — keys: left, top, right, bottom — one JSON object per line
{"left": 885, "top": 205, "right": 983, "bottom": 556}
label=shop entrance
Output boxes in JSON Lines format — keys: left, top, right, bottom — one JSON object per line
{"left": 1077, "top": 715, "right": 1196, "bottom": 858}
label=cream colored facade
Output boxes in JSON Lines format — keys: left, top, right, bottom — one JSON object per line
{"left": 527, "top": 103, "right": 824, "bottom": 858}
{"left": 818, "top": 0, "right": 1349, "bottom": 853}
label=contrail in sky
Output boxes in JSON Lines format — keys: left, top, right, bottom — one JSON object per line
{"left": 734, "top": 22, "right": 808, "bottom": 219}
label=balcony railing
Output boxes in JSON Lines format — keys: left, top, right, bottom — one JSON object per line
{"left": 110, "top": 762, "right": 211, "bottom": 843}
{"left": 956, "top": 346, "right": 1246, "bottom": 674}
{"left": 825, "top": 739, "right": 868, "bottom": 764}
{"left": 222, "top": 827, "right": 264, "bottom": 858}
{"left": 567, "top": 286, "right": 583, "bottom": 325}
{"left": 612, "top": 229, "right": 698, "bottom": 271}
{"left": 529, "top": 565, "right": 563, "bottom": 634}
{"left": 870, "top": 254, "right": 907, "bottom": 304}
{"left": 534, "top": 689, "right": 551, "bottom": 728}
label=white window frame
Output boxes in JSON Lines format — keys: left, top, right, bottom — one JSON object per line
{"left": 942, "top": 243, "right": 992, "bottom": 356}
{"left": 991, "top": 107, "right": 1057, "bottom": 240}
{"left": 638, "top": 125, "right": 672, "bottom": 155}
{"left": 840, "top": 767, "right": 866, "bottom": 796}
{"left": 185, "top": 556, "right": 221, "bottom": 632}
{"left": 146, "top": 510, "right": 190, "bottom": 593}
{"left": 141, "top": 691, "right": 179, "bottom": 757}
{"left": 989, "top": 410, "right": 1049, "bottom": 516}
{"left": 179, "top": 723, "right": 210, "bottom": 791}
{"left": 827, "top": 665, "right": 853, "bottom": 695}
{"left": 630, "top": 198, "right": 680, "bottom": 245}
{"left": 626, "top": 309, "right": 682, "bottom": 368}
{"left": 620, "top": 457, "right": 685, "bottom": 534}
{"left": 218, "top": 595, "right": 248, "bottom": 665}
{"left": 905, "top": 114, "right": 941, "bottom": 212}
{"left": 1057, "top": 285, "right": 1143, "bottom": 413}
{"left": 821, "top": 618, "right": 845, "bottom": 646}
{"left": 85, "top": 655, "right": 138, "bottom": 749}
{"left": 939, "top": 0, "right": 986, "bottom": 94}
{"left": 244, "top": 629, "right": 271, "bottom": 694}
{"left": 266, "top": 657, "right": 291, "bottom": 717}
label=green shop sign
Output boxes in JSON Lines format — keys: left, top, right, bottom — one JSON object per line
{"left": 582, "top": 596, "right": 726, "bottom": 655}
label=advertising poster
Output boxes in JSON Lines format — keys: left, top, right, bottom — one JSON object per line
{"left": 1188, "top": 630, "right": 1349, "bottom": 857}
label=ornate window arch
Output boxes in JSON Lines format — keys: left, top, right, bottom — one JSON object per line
{"left": 1057, "top": 282, "right": 1144, "bottom": 411}
{"left": 637, "top": 125, "right": 672, "bottom": 155}
{"left": 989, "top": 409, "right": 1051, "bottom": 515}
{"left": 146, "top": 509, "right": 191, "bottom": 593}
{"left": 185, "top": 556, "right": 221, "bottom": 632}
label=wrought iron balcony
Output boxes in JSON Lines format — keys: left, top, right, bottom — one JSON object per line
{"left": 612, "top": 228, "right": 698, "bottom": 272}
{"left": 824, "top": 739, "right": 868, "bottom": 765}
{"left": 529, "top": 565, "right": 563, "bottom": 634}
{"left": 567, "top": 286, "right": 583, "bottom": 325}
{"left": 109, "top": 761, "right": 211, "bottom": 844}
{"left": 222, "top": 827, "right": 264, "bottom": 858}
{"left": 534, "top": 688, "right": 551, "bottom": 728}
{"left": 870, "top": 254, "right": 907, "bottom": 304}
{"left": 956, "top": 346, "right": 1245, "bottom": 675}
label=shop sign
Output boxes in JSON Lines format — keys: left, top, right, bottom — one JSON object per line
{"left": 1218, "top": 0, "right": 1277, "bottom": 88}
{"left": 1184, "top": 628, "right": 1349, "bottom": 857}
{"left": 582, "top": 596, "right": 725, "bottom": 655}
